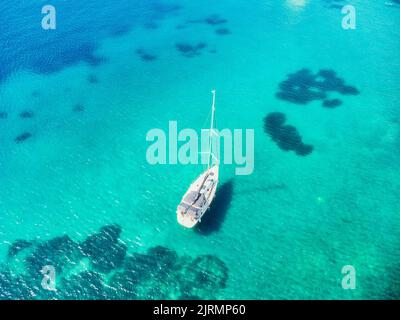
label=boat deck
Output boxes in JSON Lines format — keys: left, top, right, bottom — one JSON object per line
{"left": 177, "top": 165, "right": 219, "bottom": 228}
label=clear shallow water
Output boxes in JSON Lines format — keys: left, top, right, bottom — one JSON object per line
{"left": 0, "top": 0, "right": 399, "bottom": 299}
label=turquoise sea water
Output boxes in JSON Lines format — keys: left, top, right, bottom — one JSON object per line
{"left": 0, "top": 0, "right": 399, "bottom": 299}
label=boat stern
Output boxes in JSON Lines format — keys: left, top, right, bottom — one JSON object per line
{"left": 177, "top": 209, "right": 198, "bottom": 228}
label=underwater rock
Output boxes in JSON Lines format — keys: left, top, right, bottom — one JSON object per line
{"left": 151, "top": 2, "right": 182, "bottom": 14}
{"left": 7, "top": 240, "right": 33, "bottom": 258}
{"left": 109, "top": 253, "right": 157, "bottom": 299}
{"left": 205, "top": 14, "right": 228, "bottom": 26}
{"left": 80, "top": 224, "right": 127, "bottom": 273}
{"left": 323, "top": 98, "right": 342, "bottom": 108}
{"left": 148, "top": 246, "right": 178, "bottom": 267}
{"left": 19, "top": 111, "right": 34, "bottom": 119}
{"left": 108, "top": 248, "right": 175, "bottom": 300}
{"left": 295, "top": 143, "right": 314, "bottom": 156}
{"left": 187, "top": 14, "right": 228, "bottom": 26}
{"left": 113, "top": 246, "right": 178, "bottom": 285}
{"left": 276, "top": 69, "right": 326, "bottom": 105}
{"left": 0, "top": 271, "right": 38, "bottom": 300}
{"left": 120, "top": 253, "right": 158, "bottom": 282}
{"left": 146, "top": 246, "right": 181, "bottom": 298}
{"left": 136, "top": 49, "right": 158, "bottom": 62}
{"left": 15, "top": 132, "right": 32, "bottom": 143}
{"left": 0, "top": 112, "right": 7, "bottom": 119}
{"left": 178, "top": 255, "right": 229, "bottom": 299}
{"left": 60, "top": 271, "right": 107, "bottom": 300}
{"left": 141, "top": 54, "right": 157, "bottom": 62}
{"left": 264, "top": 112, "right": 313, "bottom": 156}
{"left": 110, "top": 24, "right": 131, "bottom": 37}
{"left": 0, "top": 2, "right": 184, "bottom": 85}
{"left": 73, "top": 104, "right": 85, "bottom": 113}
{"left": 110, "top": 246, "right": 181, "bottom": 300}
{"left": 176, "top": 43, "right": 192, "bottom": 53}
{"left": 108, "top": 271, "right": 138, "bottom": 299}
{"left": 0, "top": 225, "right": 229, "bottom": 300}
{"left": 339, "top": 85, "right": 360, "bottom": 96}
{"left": 276, "top": 68, "right": 359, "bottom": 107}
{"left": 264, "top": 111, "right": 286, "bottom": 127}
{"left": 25, "top": 235, "right": 81, "bottom": 281}
{"left": 87, "top": 74, "right": 98, "bottom": 84}
{"left": 192, "top": 255, "right": 228, "bottom": 289}
{"left": 313, "top": 69, "right": 359, "bottom": 95}
{"left": 197, "top": 43, "right": 207, "bottom": 49}
{"left": 143, "top": 22, "right": 158, "bottom": 30}
{"left": 109, "top": 246, "right": 189, "bottom": 299}
{"left": 176, "top": 42, "right": 207, "bottom": 58}
{"left": 215, "top": 28, "right": 231, "bottom": 35}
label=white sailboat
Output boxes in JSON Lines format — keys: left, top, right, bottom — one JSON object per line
{"left": 177, "top": 90, "right": 219, "bottom": 228}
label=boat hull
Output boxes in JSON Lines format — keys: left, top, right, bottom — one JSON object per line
{"left": 177, "top": 165, "right": 219, "bottom": 228}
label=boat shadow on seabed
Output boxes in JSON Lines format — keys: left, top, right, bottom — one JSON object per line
{"left": 195, "top": 179, "right": 234, "bottom": 236}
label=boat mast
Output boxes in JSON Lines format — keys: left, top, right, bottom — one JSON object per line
{"left": 207, "top": 90, "right": 216, "bottom": 169}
